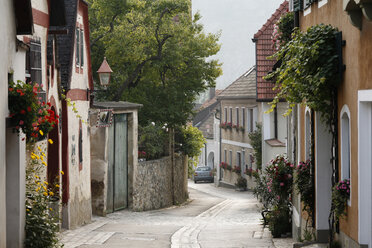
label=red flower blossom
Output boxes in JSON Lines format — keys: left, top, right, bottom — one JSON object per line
{"left": 20, "top": 109, "right": 26, "bottom": 114}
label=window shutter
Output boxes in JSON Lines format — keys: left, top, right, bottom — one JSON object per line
{"left": 79, "top": 121, "right": 83, "bottom": 165}
{"left": 76, "top": 28, "right": 80, "bottom": 66}
{"left": 247, "top": 108, "right": 251, "bottom": 133}
{"left": 80, "top": 29, "right": 84, "bottom": 66}
{"left": 292, "top": 0, "right": 304, "bottom": 11}
{"left": 253, "top": 107, "right": 258, "bottom": 131}
{"left": 30, "top": 40, "right": 42, "bottom": 84}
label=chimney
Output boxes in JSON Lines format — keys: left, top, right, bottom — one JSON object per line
{"left": 209, "top": 87, "right": 215, "bottom": 100}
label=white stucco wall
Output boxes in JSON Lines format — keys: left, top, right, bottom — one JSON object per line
{"left": 261, "top": 102, "right": 288, "bottom": 168}
{"left": 66, "top": 100, "right": 92, "bottom": 228}
{"left": 0, "top": 1, "right": 26, "bottom": 246}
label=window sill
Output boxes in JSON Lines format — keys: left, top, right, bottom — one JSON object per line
{"left": 265, "top": 138, "right": 286, "bottom": 147}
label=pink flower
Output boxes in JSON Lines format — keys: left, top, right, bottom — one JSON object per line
{"left": 19, "top": 120, "right": 24, "bottom": 125}
{"left": 280, "top": 182, "right": 284, "bottom": 187}
{"left": 287, "top": 174, "right": 292, "bottom": 179}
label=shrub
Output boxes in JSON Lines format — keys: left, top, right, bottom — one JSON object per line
{"left": 235, "top": 176, "right": 247, "bottom": 189}
{"left": 295, "top": 160, "right": 314, "bottom": 229}
{"left": 138, "top": 123, "right": 168, "bottom": 160}
{"left": 248, "top": 123, "right": 262, "bottom": 170}
{"left": 332, "top": 179, "right": 350, "bottom": 219}
{"left": 25, "top": 142, "right": 63, "bottom": 247}
{"left": 177, "top": 125, "right": 206, "bottom": 158}
{"left": 266, "top": 204, "right": 291, "bottom": 238}
{"left": 253, "top": 154, "right": 293, "bottom": 237}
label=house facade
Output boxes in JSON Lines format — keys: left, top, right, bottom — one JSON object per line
{"left": 193, "top": 89, "right": 221, "bottom": 182}
{"left": 56, "top": 0, "right": 93, "bottom": 229}
{"left": 252, "top": 1, "right": 288, "bottom": 169}
{"left": 217, "top": 67, "right": 260, "bottom": 188}
{"left": 1, "top": 1, "right": 33, "bottom": 247}
{"left": 286, "top": 0, "right": 372, "bottom": 246}
{"left": 20, "top": 0, "right": 93, "bottom": 230}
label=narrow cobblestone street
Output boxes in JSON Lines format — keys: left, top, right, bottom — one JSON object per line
{"left": 61, "top": 181, "right": 294, "bottom": 248}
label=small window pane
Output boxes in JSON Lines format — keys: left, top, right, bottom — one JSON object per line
{"left": 80, "top": 29, "right": 84, "bottom": 66}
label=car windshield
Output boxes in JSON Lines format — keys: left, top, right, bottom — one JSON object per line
{"left": 196, "top": 167, "right": 211, "bottom": 171}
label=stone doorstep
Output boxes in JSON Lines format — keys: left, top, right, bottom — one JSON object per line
{"left": 217, "top": 180, "right": 235, "bottom": 189}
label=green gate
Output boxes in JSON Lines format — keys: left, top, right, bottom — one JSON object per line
{"left": 107, "top": 114, "right": 128, "bottom": 213}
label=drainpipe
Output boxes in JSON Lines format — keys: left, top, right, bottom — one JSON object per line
{"left": 205, "top": 142, "right": 207, "bottom": 166}
{"left": 274, "top": 107, "right": 278, "bottom": 139}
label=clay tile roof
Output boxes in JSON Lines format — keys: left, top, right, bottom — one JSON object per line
{"left": 253, "top": 1, "right": 288, "bottom": 101}
{"left": 217, "top": 66, "right": 256, "bottom": 100}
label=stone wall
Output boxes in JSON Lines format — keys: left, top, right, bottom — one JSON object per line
{"left": 133, "top": 154, "right": 188, "bottom": 211}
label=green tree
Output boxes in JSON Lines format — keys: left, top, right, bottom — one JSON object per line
{"left": 88, "top": 0, "right": 222, "bottom": 127}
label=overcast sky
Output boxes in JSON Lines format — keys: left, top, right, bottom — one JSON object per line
{"left": 192, "top": 0, "right": 285, "bottom": 89}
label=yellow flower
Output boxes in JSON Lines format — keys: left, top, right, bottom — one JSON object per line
{"left": 55, "top": 184, "right": 60, "bottom": 188}
{"left": 48, "top": 139, "right": 53, "bottom": 144}
{"left": 40, "top": 156, "right": 44, "bottom": 161}
{"left": 35, "top": 155, "right": 40, "bottom": 160}
{"left": 44, "top": 181, "right": 48, "bottom": 185}
{"left": 42, "top": 152, "right": 46, "bottom": 157}
{"left": 31, "top": 155, "right": 36, "bottom": 160}
{"left": 35, "top": 175, "right": 39, "bottom": 179}
{"left": 43, "top": 192, "right": 48, "bottom": 196}
{"left": 36, "top": 187, "right": 40, "bottom": 192}
{"left": 43, "top": 186, "right": 47, "bottom": 191}
{"left": 60, "top": 170, "right": 64, "bottom": 175}
{"left": 39, "top": 130, "right": 44, "bottom": 136}
{"left": 49, "top": 191, "right": 54, "bottom": 196}
{"left": 26, "top": 209, "right": 30, "bottom": 212}
{"left": 37, "top": 146, "right": 42, "bottom": 152}
{"left": 42, "top": 161, "right": 47, "bottom": 166}
{"left": 49, "top": 208, "right": 53, "bottom": 211}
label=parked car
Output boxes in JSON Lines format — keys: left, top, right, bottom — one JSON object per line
{"left": 194, "top": 166, "right": 214, "bottom": 183}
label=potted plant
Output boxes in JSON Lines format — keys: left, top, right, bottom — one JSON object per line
{"left": 235, "top": 176, "right": 247, "bottom": 191}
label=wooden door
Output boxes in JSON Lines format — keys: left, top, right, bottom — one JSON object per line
{"left": 107, "top": 114, "right": 128, "bottom": 213}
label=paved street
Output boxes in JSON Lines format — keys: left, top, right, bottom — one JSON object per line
{"left": 61, "top": 181, "right": 294, "bottom": 248}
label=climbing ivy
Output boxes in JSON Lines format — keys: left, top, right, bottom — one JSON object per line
{"left": 266, "top": 24, "right": 340, "bottom": 124}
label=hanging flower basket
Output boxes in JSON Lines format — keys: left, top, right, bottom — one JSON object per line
{"left": 8, "top": 81, "right": 59, "bottom": 143}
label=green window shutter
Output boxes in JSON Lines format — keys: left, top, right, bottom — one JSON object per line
{"left": 293, "top": 0, "right": 303, "bottom": 11}
{"left": 76, "top": 28, "right": 80, "bottom": 66}
{"left": 80, "top": 29, "right": 84, "bottom": 66}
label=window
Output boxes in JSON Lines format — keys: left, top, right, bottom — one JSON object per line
{"left": 224, "top": 107, "right": 227, "bottom": 123}
{"left": 247, "top": 108, "right": 254, "bottom": 132}
{"left": 237, "top": 152, "right": 241, "bottom": 168}
{"left": 242, "top": 150, "right": 246, "bottom": 171}
{"left": 340, "top": 105, "right": 351, "bottom": 181}
{"left": 29, "top": 39, "right": 42, "bottom": 84}
{"left": 242, "top": 108, "right": 245, "bottom": 128}
{"left": 76, "top": 28, "right": 84, "bottom": 67}
{"left": 224, "top": 149, "right": 227, "bottom": 163}
{"left": 229, "top": 150, "right": 232, "bottom": 166}
{"left": 229, "top": 107, "right": 232, "bottom": 123}
{"left": 236, "top": 108, "right": 239, "bottom": 126}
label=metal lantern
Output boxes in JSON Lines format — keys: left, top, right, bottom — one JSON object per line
{"left": 97, "top": 57, "right": 113, "bottom": 87}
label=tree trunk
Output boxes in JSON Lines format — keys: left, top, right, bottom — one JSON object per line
{"left": 169, "top": 128, "right": 175, "bottom": 205}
